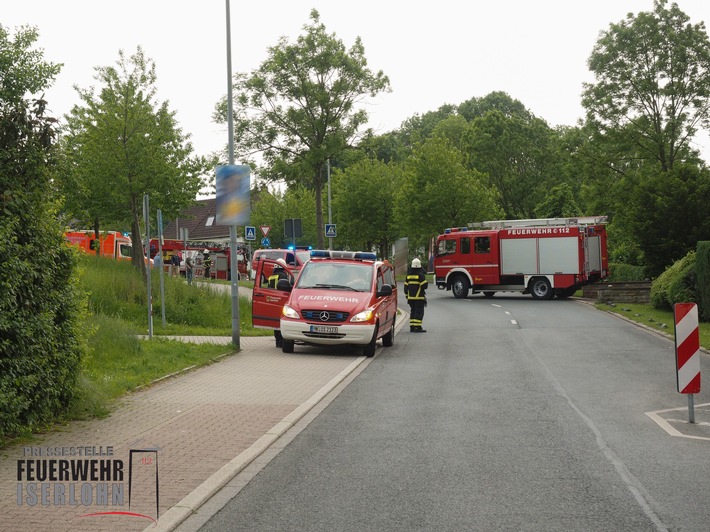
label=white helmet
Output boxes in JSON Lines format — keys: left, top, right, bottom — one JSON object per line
{"left": 411, "top": 258, "right": 421, "bottom": 268}
{"left": 275, "top": 258, "right": 288, "bottom": 269}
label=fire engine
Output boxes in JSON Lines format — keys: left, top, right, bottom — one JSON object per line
{"left": 64, "top": 230, "right": 132, "bottom": 260}
{"left": 434, "top": 217, "right": 609, "bottom": 300}
{"left": 148, "top": 239, "right": 250, "bottom": 280}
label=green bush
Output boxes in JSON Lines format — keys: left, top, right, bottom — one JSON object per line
{"left": 650, "top": 251, "right": 697, "bottom": 311}
{"left": 0, "top": 201, "right": 88, "bottom": 440}
{"left": 698, "top": 242, "right": 710, "bottom": 322}
{"left": 608, "top": 263, "right": 646, "bottom": 282}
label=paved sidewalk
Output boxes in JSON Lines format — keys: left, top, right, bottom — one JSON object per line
{"left": 1, "top": 335, "right": 376, "bottom": 532}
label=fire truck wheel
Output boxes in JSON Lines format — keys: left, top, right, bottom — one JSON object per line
{"left": 282, "top": 339, "right": 295, "bottom": 353}
{"left": 530, "top": 277, "right": 553, "bottom": 300}
{"left": 483, "top": 291, "right": 496, "bottom": 298}
{"left": 452, "top": 276, "right": 470, "bottom": 299}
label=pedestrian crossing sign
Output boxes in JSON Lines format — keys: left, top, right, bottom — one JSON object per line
{"left": 245, "top": 226, "right": 256, "bottom": 240}
{"left": 325, "top": 224, "right": 337, "bottom": 238}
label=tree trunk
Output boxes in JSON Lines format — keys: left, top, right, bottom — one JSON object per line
{"left": 92, "top": 218, "right": 100, "bottom": 256}
{"left": 129, "top": 193, "right": 147, "bottom": 280}
{"left": 314, "top": 167, "right": 324, "bottom": 248}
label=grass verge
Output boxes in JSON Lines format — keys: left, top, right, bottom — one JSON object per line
{"left": 594, "top": 302, "right": 710, "bottom": 349}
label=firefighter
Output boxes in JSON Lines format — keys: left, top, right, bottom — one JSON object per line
{"left": 203, "top": 249, "right": 213, "bottom": 279}
{"left": 404, "top": 257, "right": 428, "bottom": 332}
{"left": 268, "top": 258, "right": 290, "bottom": 347}
{"left": 268, "top": 258, "right": 289, "bottom": 288}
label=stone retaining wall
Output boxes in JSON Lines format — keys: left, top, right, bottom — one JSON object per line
{"left": 582, "top": 281, "right": 651, "bottom": 304}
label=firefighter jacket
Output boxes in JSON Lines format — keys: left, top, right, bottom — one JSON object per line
{"left": 404, "top": 268, "right": 428, "bottom": 301}
{"left": 268, "top": 269, "right": 289, "bottom": 289}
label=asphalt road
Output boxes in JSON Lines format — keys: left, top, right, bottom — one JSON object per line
{"left": 195, "top": 287, "right": 710, "bottom": 531}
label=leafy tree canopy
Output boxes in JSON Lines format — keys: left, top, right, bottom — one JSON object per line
{"left": 395, "top": 137, "right": 501, "bottom": 251}
{"left": 61, "top": 47, "right": 206, "bottom": 271}
{"left": 217, "top": 9, "right": 389, "bottom": 247}
{"left": 582, "top": 0, "right": 710, "bottom": 171}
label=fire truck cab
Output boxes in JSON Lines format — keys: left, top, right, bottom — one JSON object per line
{"left": 434, "top": 217, "right": 608, "bottom": 300}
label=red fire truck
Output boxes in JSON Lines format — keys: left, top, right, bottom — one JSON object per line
{"left": 434, "top": 217, "right": 609, "bottom": 300}
{"left": 148, "top": 239, "right": 250, "bottom": 280}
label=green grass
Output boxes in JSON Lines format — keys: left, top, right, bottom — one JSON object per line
{"left": 595, "top": 302, "right": 710, "bottom": 349}
{"left": 64, "top": 256, "right": 270, "bottom": 422}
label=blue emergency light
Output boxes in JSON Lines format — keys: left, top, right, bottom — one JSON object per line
{"left": 309, "top": 250, "right": 377, "bottom": 261}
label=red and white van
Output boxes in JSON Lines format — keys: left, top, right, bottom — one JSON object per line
{"left": 251, "top": 250, "right": 398, "bottom": 357}
{"left": 250, "top": 248, "right": 311, "bottom": 280}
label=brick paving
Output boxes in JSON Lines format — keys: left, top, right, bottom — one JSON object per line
{"left": 1, "top": 336, "right": 365, "bottom": 532}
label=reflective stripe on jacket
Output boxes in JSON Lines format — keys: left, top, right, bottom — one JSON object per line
{"left": 404, "top": 269, "right": 428, "bottom": 300}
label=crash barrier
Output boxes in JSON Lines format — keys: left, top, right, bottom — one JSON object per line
{"left": 582, "top": 281, "right": 651, "bottom": 304}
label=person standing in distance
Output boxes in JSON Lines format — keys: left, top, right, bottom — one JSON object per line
{"left": 185, "top": 254, "right": 194, "bottom": 285}
{"left": 203, "top": 249, "right": 213, "bottom": 280}
{"left": 405, "top": 257, "right": 428, "bottom": 332}
{"left": 268, "top": 258, "right": 290, "bottom": 347}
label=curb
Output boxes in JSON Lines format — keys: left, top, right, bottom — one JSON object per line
{"left": 146, "top": 356, "right": 367, "bottom": 532}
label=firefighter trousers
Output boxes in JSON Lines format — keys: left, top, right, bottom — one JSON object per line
{"left": 408, "top": 300, "right": 425, "bottom": 330}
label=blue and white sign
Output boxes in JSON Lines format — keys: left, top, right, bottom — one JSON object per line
{"left": 325, "top": 224, "right": 337, "bottom": 238}
{"left": 261, "top": 237, "right": 271, "bottom": 247}
{"left": 245, "top": 226, "right": 256, "bottom": 241}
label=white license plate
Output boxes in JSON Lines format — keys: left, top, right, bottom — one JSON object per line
{"left": 310, "top": 324, "right": 338, "bottom": 334}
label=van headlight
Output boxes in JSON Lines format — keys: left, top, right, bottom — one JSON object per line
{"left": 282, "top": 305, "right": 300, "bottom": 319}
{"left": 350, "top": 309, "right": 374, "bottom": 322}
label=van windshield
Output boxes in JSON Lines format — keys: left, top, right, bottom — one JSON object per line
{"left": 296, "top": 262, "right": 372, "bottom": 291}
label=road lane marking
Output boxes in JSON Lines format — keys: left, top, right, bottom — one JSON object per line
{"left": 645, "top": 403, "right": 710, "bottom": 442}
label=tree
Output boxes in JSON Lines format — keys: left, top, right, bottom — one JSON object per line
{"left": 250, "top": 186, "right": 317, "bottom": 249}
{"left": 61, "top": 47, "right": 206, "bottom": 274}
{"left": 465, "top": 109, "right": 556, "bottom": 219}
{"left": 395, "top": 137, "right": 501, "bottom": 252}
{"left": 582, "top": 0, "right": 710, "bottom": 172}
{"left": 216, "top": 9, "right": 390, "bottom": 248}
{"left": 0, "top": 25, "right": 86, "bottom": 438}
{"left": 533, "top": 183, "right": 581, "bottom": 218}
{"left": 618, "top": 164, "right": 710, "bottom": 276}
{"left": 332, "top": 159, "right": 401, "bottom": 256}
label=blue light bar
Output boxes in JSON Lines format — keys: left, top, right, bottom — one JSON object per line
{"left": 309, "top": 250, "right": 377, "bottom": 261}
{"left": 310, "top": 250, "right": 330, "bottom": 258}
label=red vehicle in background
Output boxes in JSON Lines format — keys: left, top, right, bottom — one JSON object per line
{"left": 148, "top": 239, "right": 250, "bottom": 280}
{"left": 64, "top": 230, "right": 132, "bottom": 260}
{"left": 434, "top": 217, "right": 609, "bottom": 300}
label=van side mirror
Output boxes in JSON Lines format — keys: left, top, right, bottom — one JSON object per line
{"left": 277, "top": 278, "right": 292, "bottom": 292}
{"left": 377, "top": 284, "right": 393, "bottom": 297}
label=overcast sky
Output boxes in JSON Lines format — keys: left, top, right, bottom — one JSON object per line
{"left": 5, "top": 1, "right": 710, "bottom": 160}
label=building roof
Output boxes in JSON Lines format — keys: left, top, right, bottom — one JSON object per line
{"left": 163, "top": 198, "right": 232, "bottom": 243}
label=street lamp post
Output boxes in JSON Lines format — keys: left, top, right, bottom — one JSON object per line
{"left": 225, "top": 0, "right": 240, "bottom": 349}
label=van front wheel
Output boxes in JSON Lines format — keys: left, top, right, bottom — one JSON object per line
{"left": 364, "top": 325, "right": 378, "bottom": 357}
{"left": 282, "top": 339, "right": 294, "bottom": 353}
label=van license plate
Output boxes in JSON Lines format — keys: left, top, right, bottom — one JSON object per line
{"left": 310, "top": 325, "right": 338, "bottom": 334}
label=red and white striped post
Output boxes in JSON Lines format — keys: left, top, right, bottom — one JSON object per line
{"left": 674, "top": 303, "right": 701, "bottom": 423}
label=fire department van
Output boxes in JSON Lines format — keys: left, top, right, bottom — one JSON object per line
{"left": 249, "top": 247, "right": 311, "bottom": 280}
{"left": 434, "top": 217, "right": 609, "bottom": 300}
{"left": 251, "top": 250, "right": 398, "bottom": 357}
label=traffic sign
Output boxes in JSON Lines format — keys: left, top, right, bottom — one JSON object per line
{"left": 325, "top": 224, "right": 337, "bottom": 238}
{"left": 245, "top": 226, "right": 256, "bottom": 241}
{"left": 261, "top": 237, "right": 271, "bottom": 247}
{"left": 674, "top": 303, "right": 700, "bottom": 394}
{"left": 260, "top": 225, "right": 271, "bottom": 237}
